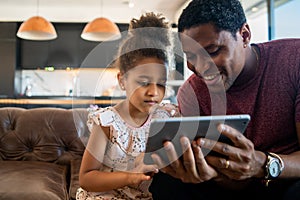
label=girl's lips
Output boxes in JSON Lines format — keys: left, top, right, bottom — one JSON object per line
{"left": 144, "top": 101, "right": 158, "bottom": 106}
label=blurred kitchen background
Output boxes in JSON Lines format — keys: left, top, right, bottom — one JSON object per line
{"left": 0, "top": 0, "right": 299, "bottom": 102}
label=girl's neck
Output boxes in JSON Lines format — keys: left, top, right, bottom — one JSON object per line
{"left": 114, "top": 100, "right": 150, "bottom": 127}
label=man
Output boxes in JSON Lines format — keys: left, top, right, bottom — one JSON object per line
{"left": 149, "top": 0, "right": 300, "bottom": 199}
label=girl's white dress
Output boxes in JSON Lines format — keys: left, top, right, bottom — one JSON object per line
{"left": 76, "top": 104, "right": 177, "bottom": 200}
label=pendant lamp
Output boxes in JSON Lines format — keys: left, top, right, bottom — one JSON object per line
{"left": 81, "top": 0, "right": 121, "bottom": 42}
{"left": 16, "top": 0, "right": 57, "bottom": 41}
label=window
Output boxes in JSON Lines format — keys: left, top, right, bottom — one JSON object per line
{"left": 242, "top": 0, "right": 299, "bottom": 43}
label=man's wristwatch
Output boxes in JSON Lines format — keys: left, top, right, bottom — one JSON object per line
{"left": 263, "top": 152, "right": 284, "bottom": 186}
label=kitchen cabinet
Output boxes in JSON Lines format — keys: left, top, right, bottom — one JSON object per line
{"left": 0, "top": 22, "right": 18, "bottom": 98}
{"left": 19, "top": 23, "right": 128, "bottom": 69}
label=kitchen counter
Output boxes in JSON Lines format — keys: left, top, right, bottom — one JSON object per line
{"left": 0, "top": 96, "right": 125, "bottom": 109}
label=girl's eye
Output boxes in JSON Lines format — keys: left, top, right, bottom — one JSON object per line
{"left": 137, "top": 81, "right": 166, "bottom": 88}
{"left": 157, "top": 82, "right": 166, "bottom": 88}
{"left": 137, "top": 81, "right": 150, "bottom": 86}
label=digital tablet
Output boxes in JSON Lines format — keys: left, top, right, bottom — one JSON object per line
{"left": 144, "top": 114, "right": 250, "bottom": 165}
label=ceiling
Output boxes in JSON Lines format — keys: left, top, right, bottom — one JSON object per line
{"left": 0, "top": 0, "right": 190, "bottom": 24}
{"left": 0, "top": 0, "right": 270, "bottom": 25}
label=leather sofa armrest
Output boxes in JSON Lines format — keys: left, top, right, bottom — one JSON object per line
{"left": 69, "top": 159, "right": 82, "bottom": 200}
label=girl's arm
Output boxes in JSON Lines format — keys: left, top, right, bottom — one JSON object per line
{"left": 79, "top": 123, "right": 156, "bottom": 192}
{"left": 79, "top": 150, "right": 153, "bottom": 192}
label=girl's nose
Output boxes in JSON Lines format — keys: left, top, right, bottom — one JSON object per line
{"left": 147, "top": 83, "right": 159, "bottom": 96}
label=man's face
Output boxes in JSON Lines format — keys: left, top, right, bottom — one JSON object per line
{"left": 181, "top": 23, "right": 246, "bottom": 92}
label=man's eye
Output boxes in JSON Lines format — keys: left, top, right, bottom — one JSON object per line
{"left": 208, "top": 49, "right": 220, "bottom": 57}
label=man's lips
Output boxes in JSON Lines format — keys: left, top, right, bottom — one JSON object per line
{"left": 196, "top": 71, "right": 223, "bottom": 86}
{"left": 196, "top": 71, "right": 220, "bottom": 80}
{"left": 202, "top": 73, "right": 220, "bottom": 81}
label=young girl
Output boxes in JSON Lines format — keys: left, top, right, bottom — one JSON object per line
{"left": 76, "top": 12, "right": 179, "bottom": 200}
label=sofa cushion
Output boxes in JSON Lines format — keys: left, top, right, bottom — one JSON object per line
{"left": 69, "top": 159, "right": 82, "bottom": 200}
{"left": 0, "top": 161, "right": 68, "bottom": 200}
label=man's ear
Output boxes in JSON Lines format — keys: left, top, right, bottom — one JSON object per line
{"left": 117, "top": 72, "right": 125, "bottom": 90}
{"left": 240, "top": 23, "right": 251, "bottom": 46}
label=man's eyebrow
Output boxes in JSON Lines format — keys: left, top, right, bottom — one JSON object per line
{"left": 183, "top": 45, "right": 212, "bottom": 55}
{"left": 184, "top": 49, "right": 209, "bottom": 57}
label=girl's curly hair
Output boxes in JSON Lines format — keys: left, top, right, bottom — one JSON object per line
{"left": 116, "top": 12, "right": 172, "bottom": 74}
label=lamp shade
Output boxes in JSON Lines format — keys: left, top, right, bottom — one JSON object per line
{"left": 81, "top": 17, "right": 121, "bottom": 42}
{"left": 17, "top": 16, "right": 57, "bottom": 41}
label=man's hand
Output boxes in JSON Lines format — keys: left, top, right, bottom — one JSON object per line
{"left": 151, "top": 136, "right": 218, "bottom": 183}
{"left": 202, "top": 124, "right": 265, "bottom": 180}
{"left": 150, "top": 123, "right": 266, "bottom": 184}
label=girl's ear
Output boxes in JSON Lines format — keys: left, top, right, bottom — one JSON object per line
{"left": 117, "top": 72, "right": 125, "bottom": 90}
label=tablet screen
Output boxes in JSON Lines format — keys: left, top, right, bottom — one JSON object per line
{"left": 144, "top": 114, "right": 250, "bottom": 165}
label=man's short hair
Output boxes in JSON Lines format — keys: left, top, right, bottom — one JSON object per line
{"left": 178, "top": 0, "right": 246, "bottom": 39}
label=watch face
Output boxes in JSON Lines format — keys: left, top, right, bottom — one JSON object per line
{"left": 269, "top": 160, "right": 281, "bottom": 178}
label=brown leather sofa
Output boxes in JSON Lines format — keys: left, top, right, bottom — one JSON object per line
{"left": 0, "top": 107, "right": 89, "bottom": 200}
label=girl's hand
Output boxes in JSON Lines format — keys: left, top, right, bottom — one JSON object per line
{"left": 158, "top": 103, "right": 180, "bottom": 117}
{"left": 128, "top": 162, "right": 159, "bottom": 188}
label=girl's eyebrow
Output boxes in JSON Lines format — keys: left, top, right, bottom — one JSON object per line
{"left": 136, "top": 75, "right": 166, "bottom": 81}
{"left": 136, "top": 75, "right": 151, "bottom": 79}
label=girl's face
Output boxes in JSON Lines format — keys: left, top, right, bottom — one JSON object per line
{"left": 119, "top": 57, "right": 167, "bottom": 114}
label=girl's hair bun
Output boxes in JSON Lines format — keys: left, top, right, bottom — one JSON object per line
{"left": 130, "top": 12, "right": 168, "bottom": 30}
{"left": 129, "top": 12, "right": 170, "bottom": 46}
{"left": 115, "top": 12, "right": 174, "bottom": 74}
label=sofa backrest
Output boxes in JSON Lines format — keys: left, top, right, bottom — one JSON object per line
{"left": 0, "top": 107, "right": 89, "bottom": 166}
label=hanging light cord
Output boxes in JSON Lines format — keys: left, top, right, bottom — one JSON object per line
{"left": 100, "top": 0, "right": 103, "bottom": 17}
{"left": 36, "top": 0, "right": 39, "bottom": 16}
